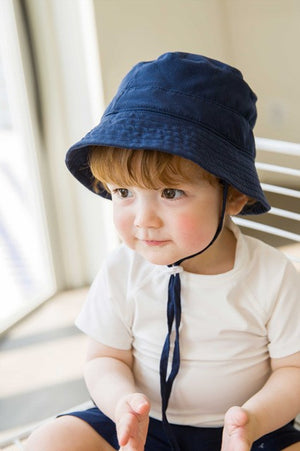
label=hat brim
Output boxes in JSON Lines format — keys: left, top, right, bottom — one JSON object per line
{"left": 66, "top": 110, "right": 270, "bottom": 215}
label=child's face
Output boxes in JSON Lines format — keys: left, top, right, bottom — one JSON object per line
{"left": 107, "top": 174, "right": 224, "bottom": 268}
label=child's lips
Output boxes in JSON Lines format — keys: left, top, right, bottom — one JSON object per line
{"left": 142, "top": 239, "right": 170, "bottom": 246}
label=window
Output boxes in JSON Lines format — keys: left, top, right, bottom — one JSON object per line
{"left": 0, "top": 1, "right": 56, "bottom": 332}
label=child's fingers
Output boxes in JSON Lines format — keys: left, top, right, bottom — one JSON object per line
{"left": 117, "top": 413, "right": 148, "bottom": 449}
{"left": 117, "top": 412, "right": 137, "bottom": 446}
{"left": 115, "top": 393, "right": 150, "bottom": 449}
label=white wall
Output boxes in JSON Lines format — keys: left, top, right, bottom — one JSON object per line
{"left": 93, "top": 0, "right": 229, "bottom": 102}
{"left": 223, "top": 0, "right": 300, "bottom": 143}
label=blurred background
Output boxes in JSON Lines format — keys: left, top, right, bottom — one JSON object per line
{"left": 0, "top": 0, "right": 299, "bottom": 446}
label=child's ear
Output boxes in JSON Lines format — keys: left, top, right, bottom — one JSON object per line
{"left": 226, "top": 187, "right": 249, "bottom": 216}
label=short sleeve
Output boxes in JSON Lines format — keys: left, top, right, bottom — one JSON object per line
{"left": 267, "top": 260, "right": 300, "bottom": 358}
{"left": 75, "top": 262, "right": 133, "bottom": 350}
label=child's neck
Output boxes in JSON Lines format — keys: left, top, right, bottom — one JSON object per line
{"left": 180, "top": 226, "right": 237, "bottom": 275}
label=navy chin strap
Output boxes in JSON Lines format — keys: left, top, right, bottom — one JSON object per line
{"left": 159, "top": 182, "right": 229, "bottom": 450}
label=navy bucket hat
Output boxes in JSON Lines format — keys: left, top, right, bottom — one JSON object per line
{"left": 66, "top": 51, "right": 270, "bottom": 215}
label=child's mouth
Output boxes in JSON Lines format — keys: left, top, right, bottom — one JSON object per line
{"left": 143, "top": 240, "right": 169, "bottom": 246}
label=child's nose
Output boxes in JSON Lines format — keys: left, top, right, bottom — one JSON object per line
{"left": 134, "top": 203, "right": 162, "bottom": 228}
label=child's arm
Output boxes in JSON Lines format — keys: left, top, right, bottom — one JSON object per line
{"left": 84, "top": 337, "right": 150, "bottom": 450}
{"left": 221, "top": 351, "right": 300, "bottom": 451}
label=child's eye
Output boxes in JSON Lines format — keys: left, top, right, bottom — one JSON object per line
{"left": 113, "top": 188, "right": 133, "bottom": 198}
{"left": 161, "top": 188, "right": 185, "bottom": 200}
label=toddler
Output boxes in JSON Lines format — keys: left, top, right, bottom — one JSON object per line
{"left": 26, "top": 52, "right": 300, "bottom": 451}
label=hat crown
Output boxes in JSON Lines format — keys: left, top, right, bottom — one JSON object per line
{"left": 104, "top": 52, "right": 257, "bottom": 155}
{"left": 113, "top": 52, "right": 257, "bottom": 128}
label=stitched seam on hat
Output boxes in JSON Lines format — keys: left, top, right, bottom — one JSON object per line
{"left": 117, "top": 85, "right": 254, "bottom": 126}
{"left": 104, "top": 109, "right": 254, "bottom": 155}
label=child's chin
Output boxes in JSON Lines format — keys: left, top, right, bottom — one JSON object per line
{"left": 138, "top": 251, "right": 178, "bottom": 267}
{"left": 126, "top": 242, "right": 182, "bottom": 266}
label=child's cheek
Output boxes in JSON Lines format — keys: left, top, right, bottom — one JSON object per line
{"left": 113, "top": 210, "right": 129, "bottom": 236}
{"left": 176, "top": 214, "right": 200, "bottom": 234}
{"left": 176, "top": 214, "right": 213, "bottom": 245}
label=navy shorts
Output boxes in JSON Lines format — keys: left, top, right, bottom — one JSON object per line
{"left": 61, "top": 406, "right": 300, "bottom": 450}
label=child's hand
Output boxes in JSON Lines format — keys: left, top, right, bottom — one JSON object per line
{"left": 221, "top": 406, "right": 256, "bottom": 451}
{"left": 115, "top": 393, "right": 150, "bottom": 451}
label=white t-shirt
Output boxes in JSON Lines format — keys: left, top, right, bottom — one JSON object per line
{"left": 76, "top": 222, "right": 300, "bottom": 427}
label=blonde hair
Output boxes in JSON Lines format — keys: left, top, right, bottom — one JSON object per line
{"left": 88, "top": 146, "right": 218, "bottom": 193}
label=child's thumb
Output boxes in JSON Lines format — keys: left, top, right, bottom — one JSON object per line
{"left": 129, "top": 393, "right": 150, "bottom": 415}
{"left": 224, "top": 406, "right": 248, "bottom": 433}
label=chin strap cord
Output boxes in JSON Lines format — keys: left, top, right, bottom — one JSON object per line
{"left": 159, "top": 182, "right": 228, "bottom": 450}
